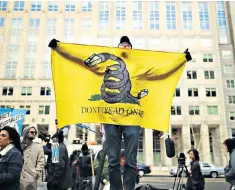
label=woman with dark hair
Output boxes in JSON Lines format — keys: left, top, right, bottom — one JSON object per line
{"left": 186, "top": 149, "right": 205, "bottom": 190}
{"left": 0, "top": 126, "right": 24, "bottom": 190}
{"left": 223, "top": 138, "right": 235, "bottom": 190}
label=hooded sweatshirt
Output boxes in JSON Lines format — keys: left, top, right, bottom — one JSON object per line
{"left": 21, "top": 126, "right": 37, "bottom": 150}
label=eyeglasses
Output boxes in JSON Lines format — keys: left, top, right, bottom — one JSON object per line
{"left": 29, "top": 131, "right": 37, "bottom": 135}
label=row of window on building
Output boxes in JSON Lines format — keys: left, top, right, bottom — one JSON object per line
{"left": 1, "top": 86, "right": 51, "bottom": 96}
{"left": 171, "top": 105, "right": 235, "bottom": 120}
{"left": 0, "top": 104, "right": 50, "bottom": 115}
{"left": 0, "top": 1, "right": 227, "bottom": 33}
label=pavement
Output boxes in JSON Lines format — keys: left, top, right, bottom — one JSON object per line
{"left": 38, "top": 176, "right": 229, "bottom": 190}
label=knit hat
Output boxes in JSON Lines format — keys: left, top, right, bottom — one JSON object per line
{"left": 52, "top": 130, "right": 64, "bottom": 143}
{"left": 119, "top": 36, "right": 132, "bottom": 47}
{"left": 81, "top": 143, "right": 88, "bottom": 152}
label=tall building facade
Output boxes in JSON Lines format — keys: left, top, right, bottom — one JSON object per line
{"left": 0, "top": 1, "right": 235, "bottom": 166}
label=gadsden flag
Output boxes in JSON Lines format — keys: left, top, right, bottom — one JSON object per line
{"left": 50, "top": 41, "right": 186, "bottom": 132}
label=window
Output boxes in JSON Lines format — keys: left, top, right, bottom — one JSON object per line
{"left": 2, "top": 87, "right": 13, "bottom": 96}
{"left": 229, "top": 112, "right": 235, "bottom": 121}
{"left": 207, "top": 106, "right": 218, "bottom": 115}
{"left": 133, "top": 1, "right": 143, "bottom": 30}
{"left": 206, "top": 88, "right": 217, "bottom": 97}
{"left": 40, "top": 87, "right": 51, "bottom": 96}
{"left": 64, "top": 19, "right": 75, "bottom": 42}
{"left": 20, "top": 105, "right": 31, "bottom": 114}
{"left": 174, "top": 88, "right": 180, "bottom": 97}
{"left": 149, "top": 1, "right": 159, "bottom": 30}
{"left": 0, "top": 105, "right": 14, "bottom": 109}
{"left": 27, "top": 42, "right": 37, "bottom": 55}
{"left": 82, "top": 1, "right": 92, "bottom": 12}
{"left": 31, "top": 1, "right": 41, "bottom": 11}
{"left": 203, "top": 54, "right": 213, "bottom": 62}
{"left": 65, "top": 1, "right": 76, "bottom": 12}
{"left": 81, "top": 18, "right": 92, "bottom": 29}
{"left": 0, "top": 18, "right": 5, "bottom": 27}
{"left": 226, "top": 80, "right": 235, "bottom": 88}
{"left": 24, "top": 58, "right": 36, "bottom": 79}
{"left": 42, "top": 61, "right": 52, "bottom": 79}
{"left": 224, "top": 64, "right": 234, "bottom": 73}
{"left": 47, "top": 19, "right": 57, "bottom": 36}
{"left": 116, "top": 1, "right": 126, "bottom": 29}
{"left": 217, "top": 1, "right": 228, "bottom": 44}
{"left": 5, "top": 61, "right": 17, "bottom": 78}
{"left": 202, "top": 163, "right": 211, "bottom": 167}
{"left": 198, "top": 2, "right": 209, "bottom": 30}
{"left": 204, "top": 71, "right": 215, "bottom": 79}
{"left": 38, "top": 105, "right": 50, "bottom": 115}
{"left": 171, "top": 106, "right": 181, "bottom": 115}
{"left": 189, "top": 106, "right": 200, "bottom": 115}
{"left": 182, "top": 2, "right": 192, "bottom": 30}
{"left": 187, "top": 71, "right": 197, "bottom": 79}
{"left": 48, "top": 2, "right": 58, "bottom": 12}
{"left": 99, "top": 1, "right": 109, "bottom": 30}
{"left": 228, "top": 96, "right": 235, "bottom": 104}
{"left": 14, "top": 1, "right": 24, "bottom": 11}
{"left": 222, "top": 51, "right": 233, "bottom": 60}
{"left": 188, "top": 88, "right": 198, "bottom": 97}
{"left": 21, "top": 87, "right": 32, "bottom": 96}
{"left": 29, "top": 19, "right": 40, "bottom": 36}
{"left": 166, "top": 2, "right": 176, "bottom": 30}
{"left": 11, "top": 18, "right": 23, "bottom": 29}
{"left": 0, "top": 1, "right": 7, "bottom": 11}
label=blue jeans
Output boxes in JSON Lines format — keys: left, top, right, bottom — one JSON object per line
{"left": 104, "top": 124, "right": 140, "bottom": 190}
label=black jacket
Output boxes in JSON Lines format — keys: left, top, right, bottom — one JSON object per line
{"left": 47, "top": 143, "right": 73, "bottom": 189}
{"left": 79, "top": 150, "right": 92, "bottom": 178}
{"left": 186, "top": 160, "right": 205, "bottom": 190}
{"left": 225, "top": 149, "right": 235, "bottom": 187}
{"left": 0, "top": 147, "right": 24, "bottom": 190}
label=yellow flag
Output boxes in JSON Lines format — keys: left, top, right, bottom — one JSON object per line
{"left": 51, "top": 42, "right": 186, "bottom": 132}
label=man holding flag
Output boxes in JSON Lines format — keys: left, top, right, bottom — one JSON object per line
{"left": 48, "top": 35, "right": 191, "bottom": 190}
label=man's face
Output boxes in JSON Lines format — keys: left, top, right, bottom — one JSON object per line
{"left": 119, "top": 42, "right": 132, "bottom": 49}
{"left": 28, "top": 127, "right": 37, "bottom": 140}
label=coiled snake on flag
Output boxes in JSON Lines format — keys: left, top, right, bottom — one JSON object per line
{"left": 84, "top": 53, "right": 148, "bottom": 104}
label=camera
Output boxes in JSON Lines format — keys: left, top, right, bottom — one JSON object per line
{"left": 178, "top": 152, "right": 186, "bottom": 166}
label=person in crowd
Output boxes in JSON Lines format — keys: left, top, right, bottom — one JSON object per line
{"left": 186, "top": 149, "right": 205, "bottom": 190}
{"left": 70, "top": 150, "right": 82, "bottom": 190}
{"left": 20, "top": 126, "right": 45, "bottom": 190}
{"left": 94, "top": 125, "right": 110, "bottom": 190}
{"left": 43, "top": 136, "right": 52, "bottom": 182}
{"left": 224, "top": 138, "right": 235, "bottom": 190}
{"left": 79, "top": 143, "right": 93, "bottom": 190}
{"left": 47, "top": 130, "right": 73, "bottom": 190}
{"left": 103, "top": 36, "right": 141, "bottom": 190}
{"left": 0, "top": 126, "right": 24, "bottom": 190}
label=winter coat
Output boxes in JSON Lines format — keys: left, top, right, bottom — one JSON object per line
{"left": 47, "top": 143, "right": 73, "bottom": 189}
{"left": 43, "top": 143, "right": 52, "bottom": 169}
{"left": 94, "top": 149, "right": 109, "bottom": 182}
{"left": 79, "top": 150, "right": 93, "bottom": 178}
{"left": 225, "top": 149, "right": 235, "bottom": 187}
{"left": 0, "top": 146, "right": 24, "bottom": 190}
{"left": 20, "top": 142, "right": 45, "bottom": 190}
{"left": 186, "top": 160, "right": 205, "bottom": 190}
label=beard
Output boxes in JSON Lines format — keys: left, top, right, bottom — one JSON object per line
{"left": 28, "top": 136, "right": 35, "bottom": 140}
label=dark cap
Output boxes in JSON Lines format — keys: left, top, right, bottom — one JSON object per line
{"left": 119, "top": 36, "right": 132, "bottom": 47}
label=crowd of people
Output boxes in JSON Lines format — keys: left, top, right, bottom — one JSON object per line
{"left": 0, "top": 124, "right": 235, "bottom": 190}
